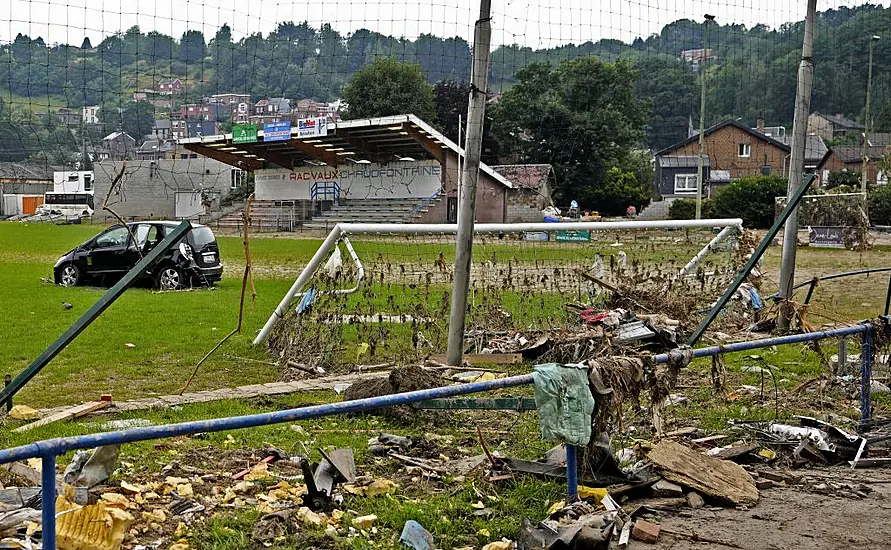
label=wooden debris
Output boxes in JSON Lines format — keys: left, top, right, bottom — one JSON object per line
{"left": 648, "top": 440, "right": 759, "bottom": 506}
{"left": 428, "top": 353, "right": 522, "bottom": 365}
{"left": 14, "top": 400, "right": 111, "bottom": 433}
{"left": 712, "top": 442, "right": 760, "bottom": 461}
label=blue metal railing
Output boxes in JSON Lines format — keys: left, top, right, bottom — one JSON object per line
{"left": 407, "top": 191, "right": 441, "bottom": 219}
{"left": 310, "top": 182, "right": 341, "bottom": 205}
{"left": 4, "top": 322, "right": 880, "bottom": 548}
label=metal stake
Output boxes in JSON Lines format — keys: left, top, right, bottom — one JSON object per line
{"left": 777, "top": 0, "right": 817, "bottom": 331}
{"left": 566, "top": 444, "right": 579, "bottom": 503}
{"left": 861, "top": 326, "right": 873, "bottom": 426}
{"left": 446, "top": 0, "right": 493, "bottom": 366}
{"left": 42, "top": 454, "right": 56, "bottom": 550}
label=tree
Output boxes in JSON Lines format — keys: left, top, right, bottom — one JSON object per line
{"left": 589, "top": 168, "right": 651, "bottom": 216}
{"left": 342, "top": 57, "right": 435, "bottom": 120}
{"left": 712, "top": 175, "right": 788, "bottom": 229}
{"left": 433, "top": 80, "right": 499, "bottom": 164}
{"left": 491, "top": 57, "right": 649, "bottom": 207}
{"left": 180, "top": 30, "right": 206, "bottom": 63}
{"left": 80, "top": 37, "right": 92, "bottom": 50}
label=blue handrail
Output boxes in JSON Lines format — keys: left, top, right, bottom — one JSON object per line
{"left": 311, "top": 182, "right": 341, "bottom": 204}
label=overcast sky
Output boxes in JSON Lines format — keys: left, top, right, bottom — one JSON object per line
{"left": 1, "top": 0, "right": 882, "bottom": 49}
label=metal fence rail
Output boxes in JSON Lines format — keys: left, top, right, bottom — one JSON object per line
{"left": 3, "top": 322, "right": 881, "bottom": 549}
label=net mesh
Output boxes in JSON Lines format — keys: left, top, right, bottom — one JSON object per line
{"left": 267, "top": 226, "right": 746, "bottom": 370}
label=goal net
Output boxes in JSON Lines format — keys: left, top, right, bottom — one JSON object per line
{"left": 258, "top": 220, "right": 745, "bottom": 369}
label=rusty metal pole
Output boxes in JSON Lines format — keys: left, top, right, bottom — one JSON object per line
{"left": 446, "top": 0, "right": 492, "bottom": 365}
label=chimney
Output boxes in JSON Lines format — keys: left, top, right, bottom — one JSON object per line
{"left": 756, "top": 118, "right": 765, "bottom": 133}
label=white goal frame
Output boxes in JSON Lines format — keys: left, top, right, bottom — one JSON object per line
{"left": 253, "top": 218, "right": 743, "bottom": 345}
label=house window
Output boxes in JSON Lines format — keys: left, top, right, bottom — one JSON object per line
{"left": 83, "top": 175, "right": 93, "bottom": 191}
{"left": 231, "top": 169, "right": 247, "bottom": 189}
{"left": 761, "top": 164, "right": 772, "bottom": 175}
{"left": 879, "top": 171, "right": 888, "bottom": 186}
{"left": 674, "top": 174, "right": 698, "bottom": 194}
{"left": 738, "top": 143, "right": 751, "bottom": 158}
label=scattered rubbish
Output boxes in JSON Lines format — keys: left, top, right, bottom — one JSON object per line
{"left": 648, "top": 440, "right": 759, "bottom": 506}
{"left": 399, "top": 520, "right": 434, "bottom": 550}
{"left": 352, "top": 514, "right": 377, "bottom": 529}
{"left": 686, "top": 492, "right": 705, "bottom": 509}
{"left": 651, "top": 479, "right": 684, "bottom": 498}
{"left": 342, "top": 478, "right": 397, "bottom": 497}
{"left": 56, "top": 493, "right": 135, "bottom": 550}
{"left": 63, "top": 444, "right": 120, "bottom": 488}
{"left": 429, "top": 353, "right": 522, "bottom": 365}
{"left": 124, "top": 343, "right": 136, "bottom": 349}
{"left": 482, "top": 539, "right": 514, "bottom": 550}
{"left": 871, "top": 380, "right": 891, "bottom": 394}
{"left": 631, "top": 519, "right": 661, "bottom": 544}
{"left": 0, "top": 508, "right": 41, "bottom": 536}
{"left": 333, "top": 383, "right": 352, "bottom": 394}
{"left": 62, "top": 301, "right": 73, "bottom": 310}
{"left": 533, "top": 364, "right": 596, "bottom": 447}
{"left": 100, "top": 418, "right": 153, "bottom": 430}
{"left": 8, "top": 406, "right": 39, "bottom": 421}
{"left": 232, "top": 446, "right": 292, "bottom": 480}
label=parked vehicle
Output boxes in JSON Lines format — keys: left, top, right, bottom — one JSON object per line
{"left": 53, "top": 221, "right": 223, "bottom": 289}
{"left": 36, "top": 192, "right": 95, "bottom": 217}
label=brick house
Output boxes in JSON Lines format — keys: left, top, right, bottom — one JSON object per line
{"left": 654, "top": 120, "right": 790, "bottom": 199}
{"left": 101, "top": 131, "right": 137, "bottom": 161}
{"left": 208, "top": 93, "right": 252, "bottom": 123}
{"left": 807, "top": 112, "right": 864, "bottom": 142}
{"left": 158, "top": 78, "right": 185, "bottom": 95}
{"left": 816, "top": 145, "right": 890, "bottom": 185}
{"left": 492, "top": 164, "right": 554, "bottom": 222}
{"left": 179, "top": 103, "right": 225, "bottom": 121}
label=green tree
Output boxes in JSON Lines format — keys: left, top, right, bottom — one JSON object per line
{"left": 179, "top": 30, "right": 206, "bottom": 63}
{"left": 491, "top": 57, "right": 649, "bottom": 207}
{"left": 712, "top": 175, "right": 787, "bottom": 229}
{"left": 433, "top": 80, "right": 499, "bottom": 164}
{"left": 342, "top": 57, "right": 435, "bottom": 120}
{"left": 589, "top": 168, "right": 651, "bottom": 216}
{"left": 80, "top": 37, "right": 92, "bottom": 50}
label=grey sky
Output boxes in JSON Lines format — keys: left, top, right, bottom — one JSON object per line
{"left": 1, "top": 0, "right": 879, "bottom": 48}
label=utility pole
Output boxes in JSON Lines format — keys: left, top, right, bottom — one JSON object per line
{"left": 695, "top": 14, "right": 715, "bottom": 219}
{"left": 862, "top": 35, "right": 880, "bottom": 193}
{"left": 446, "top": 0, "right": 492, "bottom": 366}
{"left": 778, "top": 0, "right": 817, "bottom": 332}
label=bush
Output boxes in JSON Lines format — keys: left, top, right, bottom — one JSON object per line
{"left": 826, "top": 170, "right": 861, "bottom": 190}
{"left": 669, "top": 198, "right": 714, "bottom": 220}
{"left": 589, "top": 168, "right": 651, "bottom": 216}
{"left": 870, "top": 185, "right": 891, "bottom": 225}
{"left": 712, "top": 175, "right": 788, "bottom": 229}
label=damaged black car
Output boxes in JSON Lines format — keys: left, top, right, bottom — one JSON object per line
{"left": 53, "top": 221, "right": 223, "bottom": 290}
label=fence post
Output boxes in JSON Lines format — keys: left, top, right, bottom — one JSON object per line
{"left": 861, "top": 326, "right": 873, "bottom": 426}
{"left": 41, "top": 454, "right": 56, "bottom": 550}
{"left": 837, "top": 338, "right": 848, "bottom": 376}
{"left": 884, "top": 274, "right": 891, "bottom": 316}
{"left": 3, "top": 374, "right": 10, "bottom": 412}
{"left": 565, "top": 444, "right": 579, "bottom": 503}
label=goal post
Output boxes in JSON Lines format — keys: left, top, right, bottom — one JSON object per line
{"left": 253, "top": 218, "right": 743, "bottom": 346}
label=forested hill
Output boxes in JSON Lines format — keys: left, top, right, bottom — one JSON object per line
{"left": 1, "top": 3, "right": 891, "bottom": 152}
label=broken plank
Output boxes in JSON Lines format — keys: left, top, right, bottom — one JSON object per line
{"left": 14, "top": 400, "right": 111, "bottom": 433}
{"left": 428, "top": 353, "right": 523, "bottom": 365}
{"left": 648, "top": 439, "right": 759, "bottom": 506}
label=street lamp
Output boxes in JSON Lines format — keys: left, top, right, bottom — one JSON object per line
{"left": 862, "top": 34, "right": 880, "bottom": 193}
{"left": 696, "top": 14, "right": 716, "bottom": 219}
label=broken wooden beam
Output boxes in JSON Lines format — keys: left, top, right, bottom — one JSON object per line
{"left": 14, "top": 399, "right": 111, "bottom": 433}
{"left": 428, "top": 353, "right": 522, "bottom": 365}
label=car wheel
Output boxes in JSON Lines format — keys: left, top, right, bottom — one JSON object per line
{"left": 59, "top": 264, "right": 81, "bottom": 287}
{"left": 156, "top": 266, "right": 185, "bottom": 290}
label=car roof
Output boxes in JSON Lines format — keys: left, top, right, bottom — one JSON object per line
{"left": 127, "top": 221, "right": 207, "bottom": 229}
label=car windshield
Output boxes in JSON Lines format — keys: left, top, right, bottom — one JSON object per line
{"left": 190, "top": 227, "right": 216, "bottom": 249}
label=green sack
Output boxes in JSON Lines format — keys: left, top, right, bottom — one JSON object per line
{"left": 533, "top": 363, "right": 595, "bottom": 447}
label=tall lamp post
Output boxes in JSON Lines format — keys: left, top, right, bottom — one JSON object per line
{"left": 695, "top": 14, "right": 716, "bottom": 219}
{"left": 862, "top": 35, "right": 880, "bottom": 193}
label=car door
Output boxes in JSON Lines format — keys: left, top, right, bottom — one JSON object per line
{"left": 86, "top": 225, "right": 132, "bottom": 274}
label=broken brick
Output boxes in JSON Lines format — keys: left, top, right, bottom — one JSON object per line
{"left": 632, "top": 519, "right": 661, "bottom": 544}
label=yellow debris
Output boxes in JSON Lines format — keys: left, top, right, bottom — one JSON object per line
{"left": 482, "top": 539, "right": 514, "bottom": 550}
{"left": 477, "top": 528, "right": 491, "bottom": 538}
{"left": 471, "top": 500, "right": 486, "bottom": 509}
{"left": 119, "top": 481, "right": 142, "bottom": 495}
{"left": 578, "top": 486, "right": 609, "bottom": 503}
{"left": 99, "top": 493, "right": 133, "bottom": 509}
{"left": 56, "top": 496, "right": 134, "bottom": 550}
{"left": 547, "top": 500, "right": 565, "bottom": 515}
{"left": 165, "top": 476, "right": 190, "bottom": 485}
{"left": 233, "top": 480, "right": 254, "bottom": 494}
{"left": 297, "top": 506, "right": 327, "bottom": 528}
{"left": 176, "top": 483, "right": 194, "bottom": 498}
{"left": 9, "top": 405, "right": 39, "bottom": 421}
{"left": 244, "top": 462, "right": 273, "bottom": 481}
{"left": 758, "top": 448, "right": 777, "bottom": 460}
{"left": 141, "top": 509, "right": 166, "bottom": 523}
{"left": 352, "top": 514, "right": 377, "bottom": 529}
